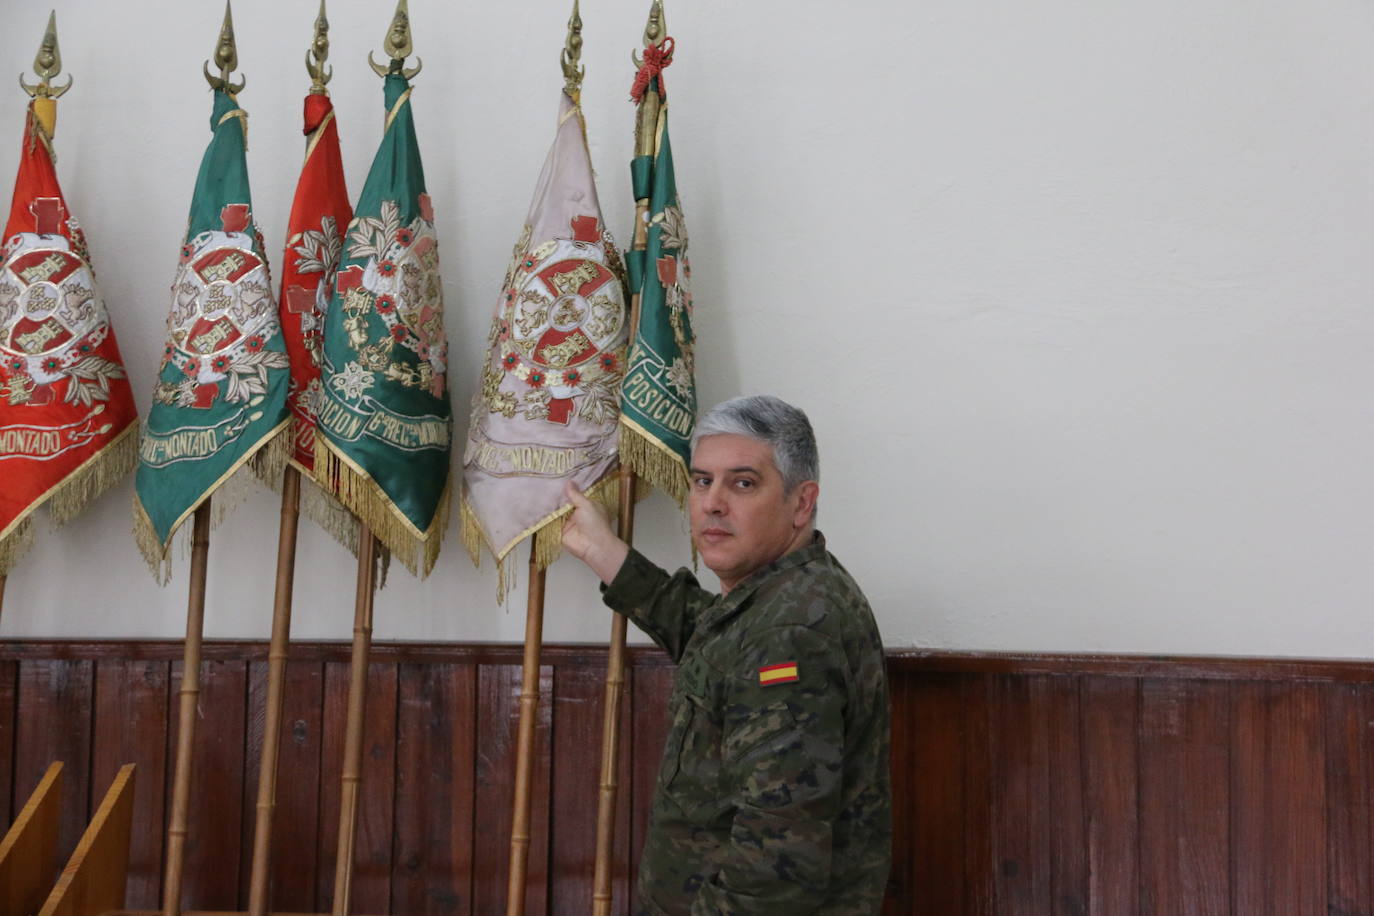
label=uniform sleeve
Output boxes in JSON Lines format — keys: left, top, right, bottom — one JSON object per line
{"left": 693, "top": 624, "right": 849, "bottom": 914}
{"left": 601, "top": 548, "right": 717, "bottom": 663}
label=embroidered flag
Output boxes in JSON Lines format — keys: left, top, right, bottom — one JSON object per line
{"left": 278, "top": 68, "right": 360, "bottom": 547}
{"left": 0, "top": 79, "right": 139, "bottom": 574}
{"left": 281, "top": 94, "right": 350, "bottom": 475}
{"left": 758, "top": 662, "right": 799, "bottom": 687}
{"left": 133, "top": 86, "right": 291, "bottom": 580}
{"left": 620, "top": 30, "right": 697, "bottom": 505}
{"left": 313, "top": 72, "right": 451, "bottom": 577}
{"left": 461, "top": 89, "right": 628, "bottom": 594}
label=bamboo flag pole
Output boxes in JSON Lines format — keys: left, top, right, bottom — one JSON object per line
{"left": 161, "top": 501, "right": 212, "bottom": 916}
{"left": 248, "top": 4, "right": 338, "bottom": 907}
{"left": 506, "top": 544, "right": 548, "bottom": 916}
{"left": 331, "top": 525, "right": 377, "bottom": 916}
{"left": 591, "top": 5, "right": 667, "bottom": 911}
{"left": 246, "top": 466, "right": 302, "bottom": 916}
{"left": 591, "top": 475, "right": 636, "bottom": 914}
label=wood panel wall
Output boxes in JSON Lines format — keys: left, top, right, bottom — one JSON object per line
{"left": 2, "top": 641, "right": 1372, "bottom": 915}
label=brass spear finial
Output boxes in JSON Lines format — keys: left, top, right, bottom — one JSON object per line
{"left": 20, "top": 11, "right": 72, "bottom": 100}
{"left": 562, "top": 0, "right": 585, "bottom": 95}
{"left": 306, "top": 0, "right": 332, "bottom": 93}
{"left": 203, "top": 1, "right": 246, "bottom": 94}
{"left": 368, "top": 0, "right": 422, "bottom": 81}
{"left": 631, "top": 0, "right": 667, "bottom": 70}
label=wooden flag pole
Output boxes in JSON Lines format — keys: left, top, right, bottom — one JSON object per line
{"left": 0, "top": 575, "right": 6, "bottom": 624}
{"left": 331, "top": 524, "right": 377, "bottom": 916}
{"left": 591, "top": 471, "right": 637, "bottom": 914}
{"left": 246, "top": 466, "right": 302, "bottom": 916}
{"left": 162, "top": 501, "right": 213, "bottom": 916}
{"left": 591, "top": 6, "right": 665, "bottom": 910}
{"left": 506, "top": 544, "right": 548, "bottom": 916}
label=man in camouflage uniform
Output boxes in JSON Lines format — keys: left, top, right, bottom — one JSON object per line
{"left": 564, "top": 395, "right": 891, "bottom": 914}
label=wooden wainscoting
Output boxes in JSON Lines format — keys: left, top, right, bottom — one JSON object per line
{"left": 0, "top": 641, "right": 1371, "bottom": 915}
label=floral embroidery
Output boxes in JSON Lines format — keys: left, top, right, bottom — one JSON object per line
{"left": 337, "top": 199, "right": 447, "bottom": 394}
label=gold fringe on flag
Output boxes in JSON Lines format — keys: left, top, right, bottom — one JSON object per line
{"left": 298, "top": 473, "right": 363, "bottom": 553}
{"left": 618, "top": 418, "right": 688, "bottom": 508}
{"left": 272, "top": 465, "right": 390, "bottom": 586}
{"left": 0, "top": 517, "right": 34, "bottom": 578}
{"left": 0, "top": 422, "right": 138, "bottom": 576}
{"left": 312, "top": 441, "right": 449, "bottom": 578}
{"left": 46, "top": 423, "right": 139, "bottom": 525}
{"left": 461, "top": 470, "right": 627, "bottom": 603}
{"left": 133, "top": 423, "right": 293, "bottom": 584}
{"left": 132, "top": 497, "right": 173, "bottom": 584}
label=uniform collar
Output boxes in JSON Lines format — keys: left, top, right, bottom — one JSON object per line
{"left": 702, "top": 531, "right": 828, "bottom": 625}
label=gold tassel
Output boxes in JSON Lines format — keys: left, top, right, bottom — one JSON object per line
{"left": 253, "top": 438, "right": 366, "bottom": 559}
{"left": 459, "top": 496, "right": 483, "bottom": 568}
{"left": 131, "top": 423, "right": 294, "bottom": 585}
{"left": 618, "top": 424, "right": 688, "bottom": 507}
{"left": 528, "top": 471, "right": 622, "bottom": 573}
{"left": 248, "top": 425, "right": 293, "bottom": 489}
{"left": 494, "top": 553, "right": 513, "bottom": 606}
{"left": 311, "top": 444, "right": 448, "bottom": 579}
{"left": 462, "top": 469, "right": 627, "bottom": 602}
{"left": 1, "top": 423, "right": 137, "bottom": 576}
{"left": 132, "top": 495, "right": 173, "bottom": 585}
{"left": 298, "top": 473, "right": 362, "bottom": 555}
{"left": 0, "top": 517, "right": 34, "bottom": 577}
{"left": 46, "top": 424, "right": 138, "bottom": 525}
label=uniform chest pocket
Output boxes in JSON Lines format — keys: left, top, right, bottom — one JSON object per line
{"left": 660, "top": 666, "right": 724, "bottom": 822}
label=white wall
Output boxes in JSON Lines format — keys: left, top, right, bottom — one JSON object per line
{"left": 3, "top": 0, "right": 1371, "bottom": 656}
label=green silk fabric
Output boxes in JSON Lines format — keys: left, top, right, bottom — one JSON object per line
{"left": 621, "top": 93, "right": 697, "bottom": 471}
{"left": 135, "top": 88, "right": 289, "bottom": 549}
{"left": 315, "top": 73, "right": 451, "bottom": 539}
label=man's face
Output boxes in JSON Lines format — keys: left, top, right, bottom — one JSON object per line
{"left": 689, "top": 433, "right": 816, "bottom": 594}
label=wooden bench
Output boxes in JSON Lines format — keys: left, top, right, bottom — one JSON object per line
{"left": 37, "top": 764, "right": 135, "bottom": 916}
{"left": 0, "top": 760, "right": 64, "bottom": 915}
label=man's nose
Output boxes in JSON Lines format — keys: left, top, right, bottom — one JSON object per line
{"left": 703, "top": 483, "right": 727, "bottom": 515}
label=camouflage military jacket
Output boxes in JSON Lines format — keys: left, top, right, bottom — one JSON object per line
{"left": 603, "top": 532, "right": 891, "bottom": 915}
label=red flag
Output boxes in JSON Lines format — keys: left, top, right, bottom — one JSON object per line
{"left": 0, "top": 97, "right": 138, "bottom": 573}
{"left": 280, "top": 92, "right": 352, "bottom": 474}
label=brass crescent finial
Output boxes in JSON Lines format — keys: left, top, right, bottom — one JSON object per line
{"left": 562, "top": 0, "right": 585, "bottom": 94}
{"left": 631, "top": 0, "right": 666, "bottom": 70}
{"left": 203, "top": 1, "right": 246, "bottom": 94}
{"left": 20, "top": 11, "right": 72, "bottom": 100}
{"left": 306, "top": 0, "right": 332, "bottom": 93}
{"left": 367, "top": 0, "right": 422, "bottom": 81}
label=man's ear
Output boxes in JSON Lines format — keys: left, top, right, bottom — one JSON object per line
{"left": 792, "top": 480, "right": 819, "bottom": 527}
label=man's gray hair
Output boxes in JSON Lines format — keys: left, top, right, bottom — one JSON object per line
{"left": 691, "top": 395, "right": 819, "bottom": 492}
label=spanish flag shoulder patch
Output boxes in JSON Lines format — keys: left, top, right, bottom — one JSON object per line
{"left": 758, "top": 662, "right": 799, "bottom": 687}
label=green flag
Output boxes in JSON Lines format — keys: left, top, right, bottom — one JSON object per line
{"left": 133, "top": 87, "right": 290, "bottom": 580}
{"left": 621, "top": 39, "right": 696, "bottom": 505}
{"left": 313, "top": 73, "right": 451, "bottom": 577}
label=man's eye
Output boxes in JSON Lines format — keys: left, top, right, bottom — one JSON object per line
{"left": 734, "top": 479, "right": 754, "bottom": 489}
{"left": 693, "top": 476, "right": 711, "bottom": 487}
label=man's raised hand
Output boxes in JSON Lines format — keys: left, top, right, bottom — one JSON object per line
{"left": 562, "top": 481, "right": 630, "bottom": 585}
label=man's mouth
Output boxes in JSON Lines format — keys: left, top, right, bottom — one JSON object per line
{"left": 699, "top": 527, "right": 731, "bottom": 542}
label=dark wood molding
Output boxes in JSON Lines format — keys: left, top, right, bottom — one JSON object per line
{"left": 2, "top": 640, "right": 1373, "bottom": 681}
{"left": 885, "top": 649, "right": 1374, "bottom": 682}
